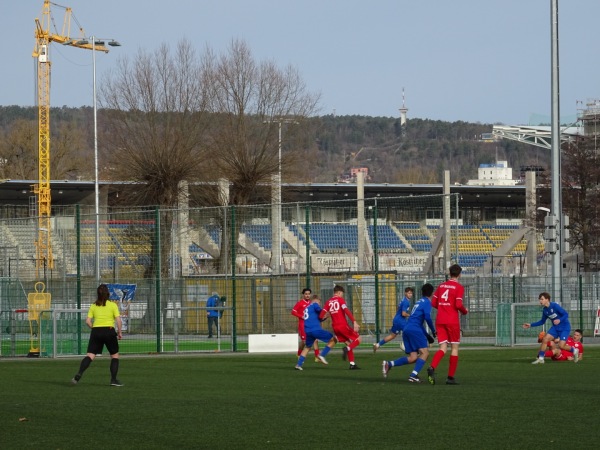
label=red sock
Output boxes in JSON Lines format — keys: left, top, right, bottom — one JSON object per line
{"left": 431, "top": 350, "right": 445, "bottom": 369}
{"left": 348, "top": 339, "right": 360, "bottom": 351}
{"left": 448, "top": 355, "right": 458, "bottom": 377}
{"left": 314, "top": 348, "right": 320, "bottom": 357}
{"left": 347, "top": 348, "right": 355, "bottom": 363}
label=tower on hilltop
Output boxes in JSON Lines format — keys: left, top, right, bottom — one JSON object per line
{"left": 399, "top": 88, "right": 408, "bottom": 135}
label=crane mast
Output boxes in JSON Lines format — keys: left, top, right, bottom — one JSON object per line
{"left": 32, "top": 0, "right": 108, "bottom": 277}
{"left": 33, "top": 2, "right": 52, "bottom": 274}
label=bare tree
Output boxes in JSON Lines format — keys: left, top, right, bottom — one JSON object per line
{"left": 100, "top": 39, "right": 210, "bottom": 206}
{"left": 562, "top": 136, "right": 600, "bottom": 271}
{"left": 200, "top": 39, "right": 320, "bottom": 205}
{"left": 198, "top": 39, "right": 320, "bottom": 272}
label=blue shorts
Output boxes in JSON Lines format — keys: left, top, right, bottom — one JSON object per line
{"left": 402, "top": 325, "right": 428, "bottom": 354}
{"left": 305, "top": 328, "right": 334, "bottom": 348}
{"left": 389, "top": 317, "right": 406, "bottom": 335}
{"left": 547, "top": 323, "right": 571, "bottom": 342}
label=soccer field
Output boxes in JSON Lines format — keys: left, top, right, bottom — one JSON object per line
{"left": 1, "top": 347, "right": 597, "bottom": 449}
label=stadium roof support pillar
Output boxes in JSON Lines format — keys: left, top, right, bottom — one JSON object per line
{"left": 356, "top": 171, "right": 367, "bottom": 271}
{"left": 443, "top": 170, "right": 451, "bottom": 270}
{"left": 271, "top": 174, "right": 282, "bottom": 274}
{"left": 177, "top": 180, "right": 190, "bottom": 277}
{"left": 525, "top": 172, "right": 538, "bottom": 276}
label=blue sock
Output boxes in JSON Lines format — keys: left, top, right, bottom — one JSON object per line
{"left": 414, "top": 358, "right": 425, "bottom": 374}
{"left": 570, "top": 346, "right": 575, "bottom": 353}
{"left": 538, "top": 351, "right": 545, "bottom": 359}
{"left": 321, "top": 347, "right": 331, "bottom": 357}
{"left": 378, "top": 339, "right": 386, "bottom": 346}
{"left": 298, "top": 356, "right": 305, "bottom": 366}
{"left": 393, "top": 356, "right": 409, "bottom": 367}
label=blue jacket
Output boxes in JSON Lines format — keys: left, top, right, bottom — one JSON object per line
{"left": 207, "top": 295, "right": 220, "bottom": 318}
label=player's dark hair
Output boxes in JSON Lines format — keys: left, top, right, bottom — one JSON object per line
{"left": 333, "top": 285, "right": 345, "bottom": 293}
{"left": 96, "top": 284, "right": 110, "bottom": 307}
{"left": 539, "top": 292, "right": 551, "bottom": 301}
{"left": 404, "top": 287, "right": 414, "bottom": 294}
{"left": 574, "top": 328, "right": 583, "bottom": 334}
{"left": 449, "top": 264, "right": 462, "bottom": 278}
{"left": 422, "top": 283, "right": 434, "bottom": 297}
{"left": 302, "top": 288, "right": 312, "bottom": 294}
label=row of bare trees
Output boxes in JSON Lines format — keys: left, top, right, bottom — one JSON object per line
{"left": 99, "top": 38, "right": 319, "bottom": 209}
{"left": 97, "top": 39, "right": 319, "bottom": 280}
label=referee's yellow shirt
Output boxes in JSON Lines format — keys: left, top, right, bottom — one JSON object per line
{"left": 88, "top": 302, "right": 120, "bottom": 327}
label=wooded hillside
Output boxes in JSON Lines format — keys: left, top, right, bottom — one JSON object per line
{"left": 0, "top": 106, "right": 547, "bottom": 184}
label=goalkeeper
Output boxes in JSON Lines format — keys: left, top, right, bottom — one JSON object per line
{"left": 522, "top": 292, "right": 580, "bottom": 364}
{"left": 382, "top": 283, "right": 436, "bottom": 383}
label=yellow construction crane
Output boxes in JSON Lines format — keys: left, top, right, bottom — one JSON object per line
{"left": 32, "top": 0, "right": 108, "bottom": 275}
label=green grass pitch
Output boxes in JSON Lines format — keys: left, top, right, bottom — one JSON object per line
{"left": 1, "top": 347, "right": 597, "bottom": 449}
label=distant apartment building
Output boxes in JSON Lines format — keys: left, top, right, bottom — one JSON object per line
{"left": 338, "top": 167, "right": 370, "bottom": 183}
{"left": 466, "top": 160, "right": 518, "bottom": 186}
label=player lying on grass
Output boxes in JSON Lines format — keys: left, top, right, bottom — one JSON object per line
{"left": 537, "top": 329, "right": 584, "bottom": 362}
{"left": 295, "top": 295, "right": 336, "bottom": 371}
{"left": 523, "top": 292, "right": 580, "bottom": 364}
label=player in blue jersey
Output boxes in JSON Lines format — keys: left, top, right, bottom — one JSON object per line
{"left": 523, "top": 291, "right": 580, "bottom": 364}
{"left": 295, "top": 295, "right": 337, "bottom": 371}
{"left": 382, "top": 283, "right": 436, "bottom": 383}
{"left": 373, "top": 287, "right": 413, "bottom": 353}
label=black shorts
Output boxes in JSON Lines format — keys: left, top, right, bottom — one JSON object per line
{"left": 87, "top": 327, "right": 119, "bottom": 355}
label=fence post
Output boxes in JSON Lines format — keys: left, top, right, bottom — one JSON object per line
{"left": 76, "top": 205, "right": 82, "bottom": 354}
{"left": 373, "top": 200, "right": 380, "bottom": 340}
{"left": 305, "top": 205, "right": 310, "bottom": 289}
{"left": 512, "top": 274, "right": 516, "bottom": 303}
{"left": 155, "top": 207, "right": 161, "bottom": 353}
{"left": 579, "top": 274, "right": 583, "bottom": 329}
{"left": 231, "top": 205, "right": 237, "bottom": 351}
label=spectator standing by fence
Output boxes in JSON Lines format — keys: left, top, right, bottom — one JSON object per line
{"left": 207, "top": 292, "right": 221, "bottom": 338}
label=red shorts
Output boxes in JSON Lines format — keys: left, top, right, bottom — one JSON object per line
{"left": 333, "top": 325, "right": 359, "bottom": 343}
{"left": 298, "top": 324, "right": 306, "bottom": 341}
{"left": 435, "top": 323, "right": 461, "bottom": 344}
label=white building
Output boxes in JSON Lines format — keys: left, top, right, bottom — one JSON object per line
{"left": 466, "top": 160, "right": 517, "bottom": 186}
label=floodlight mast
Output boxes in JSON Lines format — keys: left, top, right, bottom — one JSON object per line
{"left": 550, "top": 0, "right": 563, "bottom": 302}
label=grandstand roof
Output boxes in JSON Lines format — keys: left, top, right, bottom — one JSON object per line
{"left": 492, "top": 125, "right": 583, "bottom": 149}
{"left": 285, "top": 182, "right": 533, "bottom": 208}
{"left": 0, "top": 179, "right": 541, "bottom": 210}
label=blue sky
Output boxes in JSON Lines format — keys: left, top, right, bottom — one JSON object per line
{"left": 2, "top": 0, "right": 599, "bottom": 125}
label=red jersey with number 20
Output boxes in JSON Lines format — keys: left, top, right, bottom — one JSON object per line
{"left": 432, "top": 279, "right": 467, "bottom": 325}
{"left": 320, "top": 295, "right": 356, "bottom": 330}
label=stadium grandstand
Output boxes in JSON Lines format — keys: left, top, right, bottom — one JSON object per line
{"left": 0, "top": 176, "right": 548, "bottom": 280}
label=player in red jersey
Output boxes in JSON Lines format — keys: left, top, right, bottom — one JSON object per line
{"left": 542, "top": 329, "right": 585, "bottom": 362}
{"left": 427, "top": 264, "right": 469, "bottom": 385}
{"left": 320, "top": 285, "right": 361, "bottom": 369}
{"left": 291, "top": 288, "right": 320, "bottom": 361}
